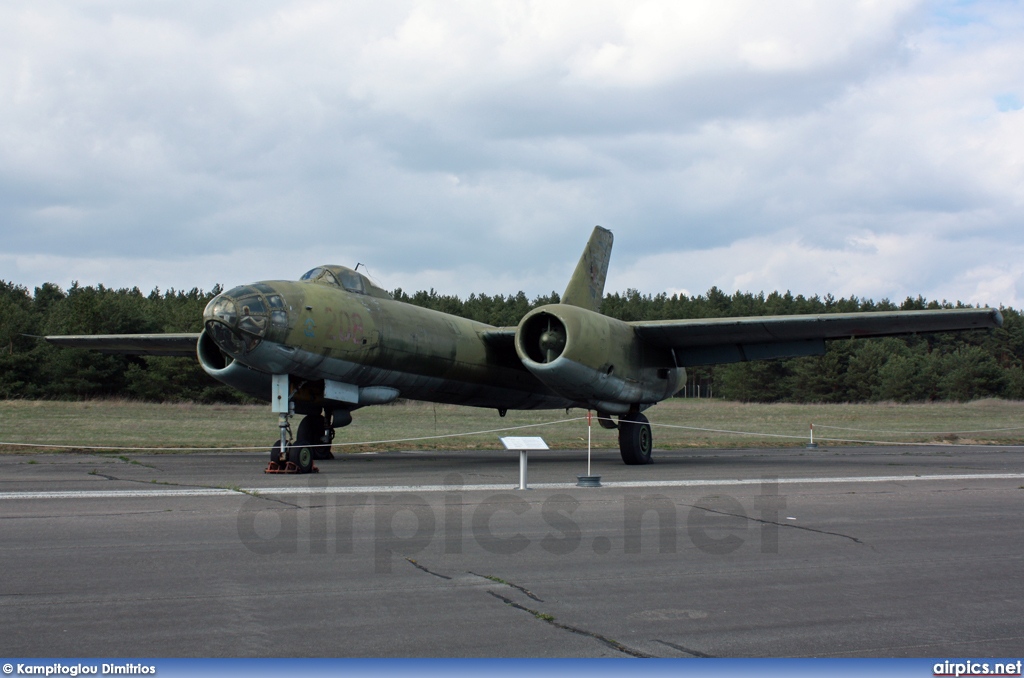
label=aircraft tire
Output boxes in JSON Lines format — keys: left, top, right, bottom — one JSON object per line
{"left": 618, "top": 412, "right": 653, "bottom": 465}
{"left": 297, "top": 413, "right": 333, "bottom": 460}
{"left": 287, "top": 443, "right": 315, "bottom": 473}
{"left": 270, "top": 440, "right": 285, "bottom": 464}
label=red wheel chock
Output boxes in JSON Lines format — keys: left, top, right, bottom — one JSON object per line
{"left": 264, "top": 461, "right": 319, "bottom": 474}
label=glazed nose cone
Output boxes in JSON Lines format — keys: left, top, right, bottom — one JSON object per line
{"left": 203, "top": 286, "right": 270, "bottom": 355}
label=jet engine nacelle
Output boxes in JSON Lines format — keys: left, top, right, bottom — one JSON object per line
{"left": 197, "top": 330, "right": 273, "bottom": 401}
{"left": 514, "top": 304, "right": 684, "bottom": 413}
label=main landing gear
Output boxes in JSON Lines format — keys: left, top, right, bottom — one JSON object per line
{"left": 618, "top": 411, "right": 653, "bottom": 465}
{"left": 297, "top": 413, "right": 336, "bottom": 460}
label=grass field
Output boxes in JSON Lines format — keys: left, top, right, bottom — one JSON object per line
{"left": 2, "top": 398, "right": 1024, "bottom": 454}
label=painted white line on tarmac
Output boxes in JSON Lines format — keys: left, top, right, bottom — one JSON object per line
{"left": 2, "top": 472, "right": 1023, "bottom": 500}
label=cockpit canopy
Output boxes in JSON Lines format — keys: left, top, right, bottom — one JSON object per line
{"left": 299, "top": 266, "right": 392, "bottom": 300}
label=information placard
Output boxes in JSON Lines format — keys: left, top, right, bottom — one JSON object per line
{"left": 499, "top": 436, "right": 549, "bottom": 450}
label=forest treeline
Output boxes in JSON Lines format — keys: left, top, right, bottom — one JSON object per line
{"left": 2, "top": 280, "right": 1023, "bottom": 403}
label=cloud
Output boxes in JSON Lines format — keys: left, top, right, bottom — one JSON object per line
{"left": 0, "top": 0, "right": 1022, "bottom": 311}
{"left": 611, "top": 227, "right": 1024, "bottom": 308}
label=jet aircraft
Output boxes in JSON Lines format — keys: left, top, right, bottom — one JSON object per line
{"left": 47, "top": 227, "right": 1003, "bottom": 472}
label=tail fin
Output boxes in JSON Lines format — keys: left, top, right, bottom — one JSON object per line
{"left": 561, "top": 226, "right": 613, "bottom": 312}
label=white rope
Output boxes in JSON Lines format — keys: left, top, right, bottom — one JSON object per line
{"left": 647, "top": 421, "right": 806, "bottom": 440}
{"left": 331, "top": 417, "right": 586, "bottom": 448}
{"left": 813, "top": 424, "right": 1024, "bottom": 434}
{"left": 0, "top": 442, "right": 269, "bottom": 451}
{"left": 0, "top": 417, "right": 587, "bottom": 453}
{"left": 813, "top": 435, "right": 1024, "bottom": 448}
{"left": 646, "top": 420, "right": 1024, "bottom": 449}
{"left": 2, "top": 409, "right": 1023, "bottom": 453}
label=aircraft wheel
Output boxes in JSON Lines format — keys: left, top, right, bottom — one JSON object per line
{"left": 287, "top": 443, "right": 315, "bottom": 473}
{"left": 297, "top": 413, "right": 333, "bottom": 460}
{"left": 618, "top": 412, "right": 653, "bottom": 465}
{"left": 269, "top": 440, "right": 285, "bottom": 464}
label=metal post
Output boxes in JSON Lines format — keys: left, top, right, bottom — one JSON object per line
{"left": 587, "top": 411, "right": 592, "bottom": 476}
{"left": 807, "top": 423, "right": 818, "bottom": 449}
{"left": 519, "top": 450, "right": 528, "bottom": 490}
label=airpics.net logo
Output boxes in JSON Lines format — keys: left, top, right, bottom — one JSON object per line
{"left": 235, "top": 474, "right": 789, "bottom": 572}
{"left": 934, "top": 660, "right": 1023, "bottom": 677}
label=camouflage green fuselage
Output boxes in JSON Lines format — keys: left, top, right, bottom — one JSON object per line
{"left": 200, "top": 274, "right": 573, "bottom": 410}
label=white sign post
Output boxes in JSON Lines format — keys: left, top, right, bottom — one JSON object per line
{"left": 500, "top": 437, "right": 549, "bottom": 490}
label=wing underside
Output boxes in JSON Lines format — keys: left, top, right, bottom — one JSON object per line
{"left": 44, "top": 334, "right": 201, "bottom": 357}
{"left": 632, "top": 308, "right": 1003, "bottom": 367}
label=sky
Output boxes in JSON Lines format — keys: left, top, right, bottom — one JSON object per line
{"left": 1, "top": 0, "right": 1022, "bottom": 308}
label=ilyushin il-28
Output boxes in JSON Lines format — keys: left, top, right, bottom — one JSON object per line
{"left": 47, "top": 227, "right": 1002, "bottom": 472}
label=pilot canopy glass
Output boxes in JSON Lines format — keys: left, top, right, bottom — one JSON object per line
{"left": 300, "top": 266, "right": 375, "bottom": 295}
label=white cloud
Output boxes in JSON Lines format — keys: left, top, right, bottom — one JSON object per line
{"left": 612, "top": 229, "right": 1024, "bottom": 309}
{"left": 0, "top": 0, "right": 1022, "bottom": 312}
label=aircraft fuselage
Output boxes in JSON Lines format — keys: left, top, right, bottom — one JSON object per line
{"left": 199, "top": 274, "right": 573, "bottom": 413}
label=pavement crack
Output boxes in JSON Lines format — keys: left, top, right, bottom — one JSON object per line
{"left": 213, "top": 485, "right": 302, "bottom": 508}
{"left": 486, "top": 591, "right": 650, "bottom": 658}
{"left": 684, "top": 503, "right": 865, "bottom": 545}
{"left": 405, "top": 558, "right": 451, "bottom": 580}
{"left": 468, "top": 571, "right": 543, "bottom": 602}
{"left": 247, "top": 494, "right": 302, "bottom": 508}
{"left": 115, "top": 455, "right": 159, "bottom": 470}
{"left": 653, "top": 638, "right": 717, "bottom": 658}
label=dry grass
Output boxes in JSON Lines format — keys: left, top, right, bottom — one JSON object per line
{"left": 2, "top": 398, "right": 1024, "bottom": 454}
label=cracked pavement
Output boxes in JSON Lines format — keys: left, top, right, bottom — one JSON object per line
{"left": 1, "top": 445, "right": 1023, "bottom": 656}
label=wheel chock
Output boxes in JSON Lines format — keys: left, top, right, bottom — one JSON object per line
{"left": 264, "top": 461, "right": 319, "bottom": 474}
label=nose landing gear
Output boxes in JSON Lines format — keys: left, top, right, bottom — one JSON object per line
{"left": 266, "top": 439, "right": 318, "bottom": 474}
{"left": 266, "top": 442, "right": 318, "bottom": 473}
{"left": 265, "top": 406, "right": 351, "bottom": 474}
{"left": 265, "top": 413, "right": 319, "bottom": 474}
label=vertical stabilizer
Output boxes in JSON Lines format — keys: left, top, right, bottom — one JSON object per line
{"left": 561, "top": 226, "right": 613, "bottom": 312}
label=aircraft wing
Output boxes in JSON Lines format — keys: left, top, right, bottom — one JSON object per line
{"left": 631, "top": 308, "right": 1003, "bottom": 367}
{"left": 44, "top": 333, "right": 201, "bottom": 357}
{"left": 479, "top": 328, "right": 517, "bottom": 347}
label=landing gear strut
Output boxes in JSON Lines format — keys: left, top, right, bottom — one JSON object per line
{"left": 618, "top": 411, "right": 653, "bottom": 465}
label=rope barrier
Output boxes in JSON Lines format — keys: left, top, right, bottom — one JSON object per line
{"left": 813, "top": 424, "right": 1024, "bottom": 434}
{"left": 331, "top": 417, "right": 587, "bottom": 448}
{"left": 1, "top": 411, "right": 1022, "bottom": 452}
{"left": 812, "top": 436, "right": 1024, "bottom": 448}
{"left": 645, "top": 421, "right": 1024, "bottom": 449}
{"left": 0, "top": 417, "right": 587, "bottom": 453}
{"left": 646, "top": 421, "right": 806, "bottom": 440}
